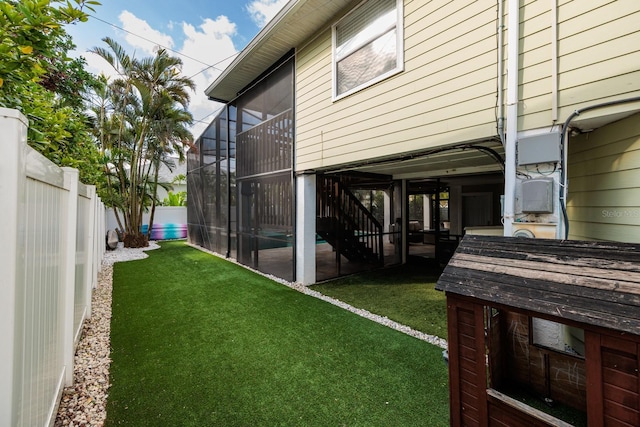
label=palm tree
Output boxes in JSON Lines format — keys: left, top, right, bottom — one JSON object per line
{"left": 90, "top": 38, "right": 195, "bottom": 247}
{"left": 146, "top": 105, "right": 194, "bottom": 240}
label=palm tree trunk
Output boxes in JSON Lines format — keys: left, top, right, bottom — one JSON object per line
{"left": 147, "top": 157, "right": 161, "bottom": 240}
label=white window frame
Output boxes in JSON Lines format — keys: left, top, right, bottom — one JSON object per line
{"left": 332, "top": 0, "right": 404, "bottom": 101}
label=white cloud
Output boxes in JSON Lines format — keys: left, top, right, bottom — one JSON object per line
{"left": 246, "top": 0, "right": 289, "bottom": 28}
{"left": 82, "top": 51, "right": 121, "bottom": 81}
{"left": 179, "top": 15, "right": 238, "bottom": 138}
{"left": 118, "top": 10, "right": 174, "bottom": 55}
{"left": 73, "top": 11, "right": 238, "bottom": 139}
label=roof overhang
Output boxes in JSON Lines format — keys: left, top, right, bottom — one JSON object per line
{"left": 569, "top": 106, "right": 640, "bottom": 133}
{"left": 205, "top": 0, "right": 356, "bottom": 103}
{"left": 436, "top": 235, "right": 640, "bottom": 336}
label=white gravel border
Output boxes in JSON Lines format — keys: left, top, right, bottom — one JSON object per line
{"left": 55, "top": 240, "right": 447, "bottom": 427}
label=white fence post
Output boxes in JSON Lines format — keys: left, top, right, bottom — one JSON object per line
{"left": 0, "top": 108, "right": 28, "bottom": 427}
{"left": 96, "top": 200, "right": 105, "bottom": 287}
{"left": 62, "top": 167, "right": 80, "bottom": 387}
{"left": 85, "top": 185, "right": 96, "bottom": 317}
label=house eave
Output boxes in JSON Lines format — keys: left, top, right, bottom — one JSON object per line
{"left": 205, "top": 0, "right": 355, "bottom": 103}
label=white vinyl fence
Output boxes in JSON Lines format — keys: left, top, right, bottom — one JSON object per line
{"left": 0, "top": 108, "right": 106, "bottom": 427}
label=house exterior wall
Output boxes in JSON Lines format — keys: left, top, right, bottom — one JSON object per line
{"left": 519, "top": 0, "right": 640, "bottom": 130}
{"left": 295, "top": 0, "right": 640, "bottom": 172}
{"left": 295, "top": 0, "right": 500, "bottom": 172}
{"left": 567, "top": 113, "right": 640, "bottom": 242}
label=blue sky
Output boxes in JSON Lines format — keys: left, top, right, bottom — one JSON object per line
{"left": 66, "top": 0, "right": 289, "bottom": 137}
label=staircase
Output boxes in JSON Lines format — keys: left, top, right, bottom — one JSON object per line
{"left": 316, "top": 176, "right": 384, "bottom": 265}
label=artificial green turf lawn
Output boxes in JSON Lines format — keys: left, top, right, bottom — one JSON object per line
{"left": 310, "top": 260, "right": 448, "bottom": 339}
{"left": 106, "top": 242, "right": 449, "bottom": 427}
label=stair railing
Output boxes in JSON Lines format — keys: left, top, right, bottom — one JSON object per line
{"left": 317, "top": 175, "right": 383, "bottom": 264}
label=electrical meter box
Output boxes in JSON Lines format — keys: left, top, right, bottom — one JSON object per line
{"left": 522, "top": 178, "right": 554, "bottom": 213}
{"left": 518, "top": 132, "right": 561, "bottom": 166}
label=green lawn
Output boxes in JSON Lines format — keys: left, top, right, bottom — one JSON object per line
{"left": 311, "top": 260, "right": 448, "bottom": 339}
{"left": 106, "top": 242, "right": 449, "bottom": 426}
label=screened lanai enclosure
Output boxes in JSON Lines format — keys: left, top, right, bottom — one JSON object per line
{"left": 188, "top": 55, "right": 296, "bottom": 281}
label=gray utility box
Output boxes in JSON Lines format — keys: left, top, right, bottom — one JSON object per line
{"left": 517, "top": 131, "right": 561, "bottom": 166}
{"left": 522, "top": 178, "right": 554, "bottom": 213}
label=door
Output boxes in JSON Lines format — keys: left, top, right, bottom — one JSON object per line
{"left": 462, "top": 193, "right": 493, "bottom": 229}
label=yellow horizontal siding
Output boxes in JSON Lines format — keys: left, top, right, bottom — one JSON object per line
{"left": 297, "top": 75, "right": 497, "bottom": 163}
{"left": 517, "top": 0, "right": 552, "bottom": 127}
{"left": 297, "top": 121, "right": 497, "bottom": 171}
{"left": 568, "top": 169, "right": 640, "bottom": 192}
{"left": 407, "top": 21, "right": 495, "bottom": 72}
{"left": 321, "top": 90, "right": 496, "bottom": 150}
{"left": 520, "top": 42, "right": 550, "bottom": 69}
{"left": 295, "top": 0, "right": 498, "bottom": 171}
{"left": 571, "top": 114, "right": 640, "bottom": 152}
{"left": 569, "top": 147, "right": 640, "bottom": 176}
{"left": 520, "top": 60, "right": 550, "bottom": 86}
{"left": 570, "top": 136, "right": 640, "bottom": 165}
{"left": 559, "top": 55, "right": 639, "bottom": 91}
{"left": 520, "top": 91, "right": 552, "bottom": 114}
{"left": 558, "top": 72, "right": 640, "bottom": 111}
{"left": 568, "top": 207, "right": 640, "bottom": 226}
{"left": 405, "top": 1, "right": 491, "bottom": 41}
{"left": 569, "top": 189, "right": 640, "bottom": 208}
{"left": 557, "top": 12, "right": 639, "bottom": 56}
{"left": 518, "top": 109, "right": 552, "bottom": 131}
{"left": 568, "top": 113, "right": 640, "bottom": 242}
{"left": 559, "top": 32, "right": 640, "bottom": 75}
{"left": 520, "top": 5, "right": 550, "bottom": 42}
{"left": 518, "top": 0, "right": 640, "bottom": 130}
{"left": 558, "top": 0, "right": 637, "bottom": 39}
{"left": 568, "top": 221, "right": 640, "bottom": 243}
{"left": 298, "top": 54, "right": 496, "bottom": 132}
{"left": 556, "top": 1, "right": 640, "bottom": 110}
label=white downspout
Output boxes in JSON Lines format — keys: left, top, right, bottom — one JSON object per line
{"left": 551, "top": 0, "right": 558, "bottom": 123}
{"left": 497, "top": 0, "right": 505, "bottom": 145}
{"left": 503, "top": 0, "right": 519, "bottom": 237}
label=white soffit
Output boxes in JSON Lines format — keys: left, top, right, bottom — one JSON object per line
{"left": 206, "top": 0, "right": 355, "bottom": 102}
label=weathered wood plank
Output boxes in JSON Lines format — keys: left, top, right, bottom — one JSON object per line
{"left": 438, "top": 278, "right": 640, "bottom": 335}
{"left": 456, "top": 245, "right": 640, "bottom": 273}
{"left": 439, "top": 270, "right": 640, "bottom": 325}
{"left": 461, "top": 234, "right": 640, "bottom": 255}
{"left": 440, "top": 264, "right": 640, "bottom": 308}
{"left": 448, "top": 254, "right": 640, "bottom": 295}
{"left": 436, "top": 235, "right": 640, "bottom": 336}
{"left": 603, "top": 383, "right": 639, "bottom": 411}
{"left": 487, "top": 389, "right": 575, "bottom": 427}
{"left": 459, "top": 235, "right": 640, "bottom": 265}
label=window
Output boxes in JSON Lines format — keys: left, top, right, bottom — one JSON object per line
{"left": 333, "top": 0, "right": 403, "bottom": 99}
{"left": 531, "top": 317, "right": 585, "bottom": 357}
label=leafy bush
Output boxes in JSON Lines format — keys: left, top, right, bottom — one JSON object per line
{"left": 161, "top": 191, "right": 187, "bottom": 207}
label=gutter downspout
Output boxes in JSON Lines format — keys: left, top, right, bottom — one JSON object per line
{"left": 503, "top": 0, "right": 519, "bottom": 237}
{"left": 551, "top": 0, "right": 558, "bottom": 122}
{"left": 497, "top": 0, "right": 505, "bottom": 145}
